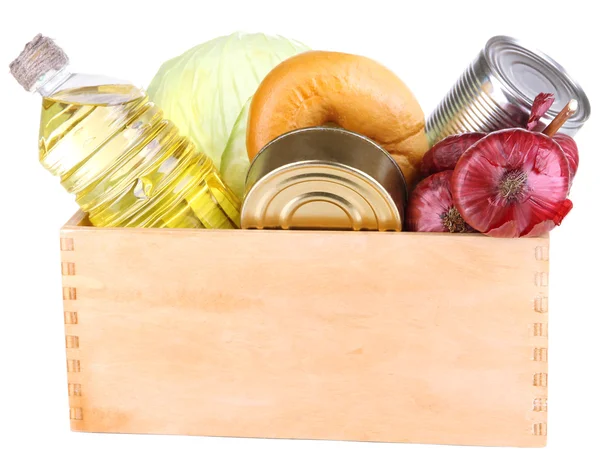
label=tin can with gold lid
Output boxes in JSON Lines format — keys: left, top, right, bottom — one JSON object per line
{"left": 241, "top": 127, "right": 407, "bottom": 231}
{"left": 426, "top": 35, "right": 591, "bottom": 146}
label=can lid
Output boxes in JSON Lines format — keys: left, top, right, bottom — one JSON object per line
{"left": 241, "top": 127, "right": 406, "bottom": 231}
{"left": 241, "top": 161, "right": 402, "bottom": 231}
{"left": 484, "top": 35, "right": 591, "bottom": 128}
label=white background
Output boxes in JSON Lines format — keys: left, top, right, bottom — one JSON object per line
{"left": 0, "top": 0, "right": 599, "bottom": 453}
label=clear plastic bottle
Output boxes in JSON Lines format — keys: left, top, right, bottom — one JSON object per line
{"left": 10, "top": 34, "right": 240, "bottom": 229}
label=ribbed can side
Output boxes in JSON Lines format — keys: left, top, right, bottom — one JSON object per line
{"left": 425, "top": 54, "right": 519, "bottom": 146}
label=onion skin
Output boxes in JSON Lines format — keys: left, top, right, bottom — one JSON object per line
{"left": 553, "top": 133, "right": 579, "bottom": 186}
{"left": 420, "top": 133, "right": 486, "bottom": 176}
{"left": 527, "top": 93, "right": 554, "bottom": 131}
{"left": 451, "top": 128, "right": 572, "bottom": 238}
{"left": 407, "top": 171, "right": 473, "bottom": 233}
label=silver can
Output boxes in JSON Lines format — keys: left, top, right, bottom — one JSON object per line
{"left": 426, "top": 35, "right": 591, "bottom": 146}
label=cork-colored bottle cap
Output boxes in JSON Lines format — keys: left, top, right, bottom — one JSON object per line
{"left": 9, "top": 34, "right": 69, "bottom": 91}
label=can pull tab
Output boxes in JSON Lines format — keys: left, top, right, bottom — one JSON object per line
{"left": 279, "top": 192, "right": 364, "bottom": 231}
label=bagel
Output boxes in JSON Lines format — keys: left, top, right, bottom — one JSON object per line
{"left": 246, "top": 50, "right": 429, "bottom": 187}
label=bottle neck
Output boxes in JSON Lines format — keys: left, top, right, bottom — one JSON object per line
{"left": 34, "top": 66, "right": 72, "bottom": 97}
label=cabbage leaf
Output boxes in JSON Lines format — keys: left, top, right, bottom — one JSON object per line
{"left": 147, "top": 32, "right": 310, "bottom": 174}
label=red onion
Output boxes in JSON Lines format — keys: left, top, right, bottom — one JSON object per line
{"left": 553, "top": 133, "right": 579, "bottom": 186}
{"left": 451, "top": 129, "right": 572, "bottom": 238}
{"left": 527, "top": 93, "right": 554, "bottom": 130}
{"left": 420, "top": 133, "right": 486, "bottom": 176}
{"left": 420, "top": 93, "right": 558, "bottom": 178}
{"left": 407, "top": 171, "right": 473, "bottom": 233}
{"left": 525, "top": 93, "right": 579, "bottom": 187}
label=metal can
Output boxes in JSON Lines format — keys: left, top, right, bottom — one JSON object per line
{"left": 426, "top": 35, "right": 591, "bottom": 146}
{"left": 241, "top": 127, "right": 407, "bottom": 231}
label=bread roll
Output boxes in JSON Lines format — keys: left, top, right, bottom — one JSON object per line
{"left": 246, "top": 51, "right": 429, "bottom": 187}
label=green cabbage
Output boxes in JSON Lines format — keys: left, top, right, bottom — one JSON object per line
{"left": 147, "top": 32, "right": 310, "bottom": 176}
{"left": 220, "top": 97, "right": 251, "bottom": 199}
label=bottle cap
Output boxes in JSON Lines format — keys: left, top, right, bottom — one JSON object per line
{"left": 9, "top": 34, "right": 69, "bottom": 91}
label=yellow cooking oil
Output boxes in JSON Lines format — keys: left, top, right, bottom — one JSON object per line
{"left": 39, "top": 84, "right": 240, "bottom": 228}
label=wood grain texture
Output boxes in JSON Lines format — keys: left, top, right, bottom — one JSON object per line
{"left": 60, "top": 211, "right": 549, "bottom": 447}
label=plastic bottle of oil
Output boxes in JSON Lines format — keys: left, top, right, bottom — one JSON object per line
{"left": 10, "top": 34, "right": 240, "bottom": 229}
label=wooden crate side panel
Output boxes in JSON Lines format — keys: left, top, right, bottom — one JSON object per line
{"left": 59, "top": 226, "right": 548, "bottom": 447}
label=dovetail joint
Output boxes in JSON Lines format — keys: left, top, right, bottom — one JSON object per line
{"left": 533, "top": 397, "right": 548, "bottom": 412}
{"left": 66, "top": 335, "right": 80, "bottom": 349}
{"left": 534, "top": 295, "right": 548, "bottom": 313}
{"left": 532, "top": 244, "right": 548, "bottom": 437}
{"left": 533, "top": 347, "right": 548, "bottom": 362}
{"left": 535, "top": 246, "right": 549, "bottom": 261}
{"left": 63, "top": 287, "right": 77, "bottom": 300}
{"left": 67, "top": 359, "right": 80, "bottom": 373}
{"left": 68, "top": 383, "right": 82, "bottom": 397}
{"left": 533, "top": 373, "right": 548, "bottom": 387}
{"left": 535, "top": 272, "right": 549, "bottom": 287}
{"left": 533, "top": 322, "right": 548, "bottom": 337}
{"left": 61, "top": 262, "right": 76, "bottom": 276}
{"left": 62, "top": 237, "right": 81, "bottom": 419}
{"left": 70, "top": 407, "right": 83, "bottom": 421}
{"left": 60, "top": 238, "right": 74, "bottom": 251}
{"left": 64, "top": 311, "right": 78, "bottom": 325}
{"left": 532, "top": 422, "right": 547, "bottom": 436}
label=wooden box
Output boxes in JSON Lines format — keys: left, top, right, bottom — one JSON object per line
{"left": 59, "top": 210, "right": 549, "bottom": 448}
